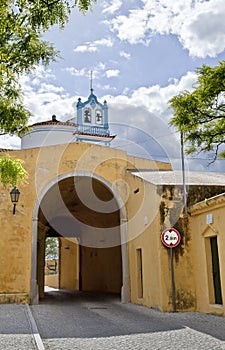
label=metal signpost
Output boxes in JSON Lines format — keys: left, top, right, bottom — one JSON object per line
{"left": 161, "top": 228, "right": 181, "bottom": 312}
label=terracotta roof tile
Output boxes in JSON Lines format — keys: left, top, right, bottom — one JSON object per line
{"left": 0, "top": 148, "right": 14, "bottom": 152}
{"left": 30, "top": 120, "right": 76, "bottom": 127}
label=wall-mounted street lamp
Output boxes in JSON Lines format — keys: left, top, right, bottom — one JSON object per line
{"left": 10, "top": 187, "right": 20, "bottom": 215}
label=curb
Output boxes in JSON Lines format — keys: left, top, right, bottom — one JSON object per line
{"left": 25, "top": 304, "right": 45, "bottom": 350}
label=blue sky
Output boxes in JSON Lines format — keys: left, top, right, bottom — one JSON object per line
{"left": 2, "top": 0, "right": 225, "bottom": 172}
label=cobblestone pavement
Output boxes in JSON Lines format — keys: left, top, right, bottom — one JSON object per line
{"left": 31, "top": 289, "right": 225, "bottom": 350}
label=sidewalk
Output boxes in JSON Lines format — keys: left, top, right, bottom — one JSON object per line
{"left": 1, "top": 291, "right": 225, "bottom": 350}
{"left": 0, "top": 304, "right": 37, "bottom": 350}
{"left": 31, "top": 289, "right": 225, "bottom": 350}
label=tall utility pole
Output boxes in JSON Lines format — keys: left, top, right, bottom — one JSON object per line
{"left": 180, "top": 132, "right": 187, "bottom": 216}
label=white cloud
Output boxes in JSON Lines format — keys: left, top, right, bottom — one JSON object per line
{"left": 180, "top": 4, "right": 225, "bottom": 57}
{"left": 94, "top": 38, "right": 114, "bottom": 47}
{"left": 38, "top": 84, "right": 65, "bottom": 94}
{"left": 109, "top": 0, "right": 225, "bottom": 58}
{"left": 24, "top": 69, "right": 195, "bottom": 129}
{"left": 74, "top": 45, "right": 97, "bottom": 53}
{"left": 101, "top": 71, "right": 203, "bottom": 171}
{"left": 19, "top": 67, "right": 56, "bottom": 92}
{"left": 20, "top": 75, "right": 76, "bottom": 124}
{"left": 66, "top": 63, "right": 109, "bottom": 81}
{"left": 102, "top": 0, "right": 122, "bottom": 14}
{"left": 95, "top": 83, "right": 116, "bottom": 91}
{"left": 110, "top": 9, "right": 151, "bottom": 45}
{"left": 23, "top": 91, "right": 75, "bottom": 124}
{"left": 105, "top": 69, "right": 120, "bottom": 78}
{"left": 2, "top": 69, "right": 224, "bottom": 172}
{"left": 95, "top": 62, "right": 106, "bottom": 72}
{"left": 104, "top": 71, "right": 197, "bottom": 118}
{"left": 65, "top": 67, "right": 87, "bottom": 77}
{"left": 31, "top": 66, "right": 55, "bottom": 80}
{"left": 74, "top": 37, "right": 113, "bottom": 53}
{"left": 119, "top": 51, "right": 131, "bottom": 59}
{"left": 0, "top": 135, "right": 21, "bottom": 149}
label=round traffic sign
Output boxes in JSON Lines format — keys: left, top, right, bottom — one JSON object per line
{"left": 161, "top": 228, "right": 181, "bottom": 248}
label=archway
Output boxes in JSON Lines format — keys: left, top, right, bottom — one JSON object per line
{"left": 31, "top": 172, "right": 130, "bottom": 304}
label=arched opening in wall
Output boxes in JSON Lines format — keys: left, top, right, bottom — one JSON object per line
{"left": 36, "top": 175, "right": 123, "bottom": 301}
{"left": 44, "top": 237, "right": 59, "bottom": 290}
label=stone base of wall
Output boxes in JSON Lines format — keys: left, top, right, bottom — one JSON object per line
{"left": 0, "top": 293, "right": 29, "bottom": 304}
{"left": 207, "top": 304, "right": 224, "bottom": 317}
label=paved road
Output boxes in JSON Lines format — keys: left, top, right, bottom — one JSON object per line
{"left": 1, "top": 289, "right": 225, "bottom": 349}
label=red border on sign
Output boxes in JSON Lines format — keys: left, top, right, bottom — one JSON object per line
{"left": 161, "top": 228, "right": 181, "bottom": 248}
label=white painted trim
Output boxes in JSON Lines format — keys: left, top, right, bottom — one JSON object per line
{"left": 26, "top": 305, "right": 45, "bottom": 350}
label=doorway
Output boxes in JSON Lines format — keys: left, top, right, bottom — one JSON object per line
{"left": 137, "top": 248, "right": 143, "bottom": 299}
{"left": 44, "top": 237, "right": 59, "bottom": 290}
{"left": 32, "top": 173, "right": 129, "bottom": 303}
{"left": 210, "top": 237, "right": 223, "bottom": 305}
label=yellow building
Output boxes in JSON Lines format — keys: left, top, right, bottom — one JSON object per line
{"left": 0, "top": 142, "right": 170, "bottom": 305}
{"left": 1, "top": 141, "right": 225, "bottom": 315}
{"left": 127, "top": 170, "right": 225, "bottom": 314}
{"left": 1, "top": 89, "right": 225, "bottom": 316}
{"left": 190, "top": 193, "right": 225, "bottom": 316}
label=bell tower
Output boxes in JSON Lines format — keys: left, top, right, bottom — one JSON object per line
{"left": 74, "top": 72, "right": 115, "bottom": 145}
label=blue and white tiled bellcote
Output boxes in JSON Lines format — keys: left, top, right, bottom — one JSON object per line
{"left": 72, "top": 85, "right": 116, "bottom": 145}
{"left": 76, "top": 89, "right": 110, "bottom": 137}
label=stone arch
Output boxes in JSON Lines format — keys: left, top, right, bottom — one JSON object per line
{"left": 30, "top": 171, "right": 130, "bottom": 304}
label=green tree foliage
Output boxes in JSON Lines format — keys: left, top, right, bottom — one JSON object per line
{"left": 0, "top": 0, "right": 96, "bottom": 135}
{"left": 169, "top": 61, "right": 225, "bottom": 161}
{"left": 0, "top": 154, "right": 28, "bottom": 187}
{"left": 0, "top": 0, "right": 95, "bottom": 186}
{"left": 45, "top": 237, "right": 59, "bottom": 260}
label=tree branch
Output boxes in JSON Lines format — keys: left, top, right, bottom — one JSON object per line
{"left": 208, "top": 142, "right": 223, "bottom": 165}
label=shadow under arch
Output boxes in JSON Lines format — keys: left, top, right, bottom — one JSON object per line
{"left": 30, "top": 171, "right": 130, "bottom": 304}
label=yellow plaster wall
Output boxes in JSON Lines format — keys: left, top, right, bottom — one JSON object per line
{"left": 0, "top": 142, "right": 170, "bottom": 303}
{"left": 129, "top": 217, "right": 162, "bottom": 308}
{"left": 2, "top": 139, "right": 224, "bottom": 315}
{"left": 190, "top": 199, "right": 225, "bottom": 316}
{"left": 126, "top": 173, "right": 196, "bottom": 312}
{"left": 45, "top": 274, "right": 58, "bottom": 289}
{"left": 37, "top": 229, "right": 46, "bottom": 298}
{"left": 159, "top": 228, "right": 196, "bottom": 312}
{"left": 59, "top": 238, "right": 79, "bottom": 290}
{"left": 81, "top": 245, "right": 122, "bottom": 293}
{"left": 45, "top": 258, "right": 58, "bottom": 289}
{"left": 126, "top": 175, "right": 163, "bottom": 308}
{"left": 0, "top": 215, "right": 31, "bottom": 294}
{"left": 0, "top": 160, "right": 34, "bottom": 302}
